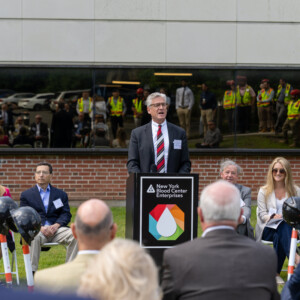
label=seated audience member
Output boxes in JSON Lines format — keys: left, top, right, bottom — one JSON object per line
{"left": 281, "top": 264, "right": 300, "bottom": 300}
{"left": 20, "top": 162, "right": 78, "bottom": 272}
{"left": 92, "top": 128, "right": 110, "bottom": 147}
{"left": 112, "top": 127, "right": 129, "bottom": 148}
{"left": 219, "top": 159, "right": 254, "bottom": 238}
{"left": 196, "top": 120, "right": 222, "bottom": 148}
{"left": 35, "top": 199, "right": 117, "bottom": 295}
{"left": 256, "top": 157, "right": 300, "bottom": 285}
{"left": 30, "top": 114, "right": 49, "bottom": 147}
{"left": 78, "top": 238, "right": 160, "bottom": 300}
{"left": 0, "top": 127, "right": 9, "bottom": 145}
{"left": 13, "top": 116, "right": 29, "bottom": 138}
{"left": 13, "top": 126, "right": 34, "bottom": 147}
{"left": 93, "top": 114, "right": 109, "bottom": 139}
{"left": 72, "top": 112, "right": 91, "bottom": 148}
{"left": 161, "top": 180, "right": 279, "bottom": 300}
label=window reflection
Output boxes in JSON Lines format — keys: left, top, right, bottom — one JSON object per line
{"left": 0, "top": 67, "right": 299, "bottom": 149}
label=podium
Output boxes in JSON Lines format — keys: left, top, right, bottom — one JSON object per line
{"left": 126, "top": 173, "right": 199, "bottom": 267}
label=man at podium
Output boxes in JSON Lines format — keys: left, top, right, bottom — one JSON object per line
{"left": 127, "top": 92, "right": 191, "bottom": 174}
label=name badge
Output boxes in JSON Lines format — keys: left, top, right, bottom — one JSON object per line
{"left": 173, "top": 139, "right": 182, "bottom": 149}
{"left": 53, "top": 198, "right": 64, "bottom": 209}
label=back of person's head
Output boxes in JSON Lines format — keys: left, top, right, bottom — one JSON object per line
{"left": 19, "top": 126, "right": 27, "bottom": 136}
{"left": 78, "top": 238, "right": 160, "bottom": 300}
{"left": 72, "top": 199, "right": 116, "bottom": 250}
{"left": 58, "top": 102, "right": 65, "bottom": 110}
{"left": 199, "top": 180, "right": 240, "bottom": 223}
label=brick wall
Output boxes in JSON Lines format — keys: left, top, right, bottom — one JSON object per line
{"left": 2, "top": 150, "right": 300, "bottom": 204}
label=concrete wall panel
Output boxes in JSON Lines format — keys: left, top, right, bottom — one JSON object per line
{"left": 95, "top": 21, "right": 165, "bottom": 63}
{"left": 0, "top": 21, "right": 22, "bottom": 61}
{"left": 22, "top": 21, "right": 94, "bottom": 62}
{"left": 0, "top": 0, "right": 21, "bottom": 18}
{"left": 166, "top": 22, "right": 236, "bottom": 64}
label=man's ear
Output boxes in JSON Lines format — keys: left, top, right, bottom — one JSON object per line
{"left": 238, "top": 208, "right": 244, "bottom": 224}
{"left": 110, "top": 223, "right": 117, "bottom": 240}
{"left": 71, "top": 223, "right": 77, "bottom": 240}
{"left": 197, "top": 207, "right": 204, "bottom": 223}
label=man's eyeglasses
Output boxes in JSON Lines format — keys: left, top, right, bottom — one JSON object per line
{"left": 150, "top": 103, "right": 167, "bottom": 108}
{"left": 272, "top": 168, "right": 285, "bottom": 174}
{"left": 35, "top": 171, "right": 50, "bottom": 175}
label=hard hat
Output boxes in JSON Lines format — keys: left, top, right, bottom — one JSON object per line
{"left": 0, "top": 196, "right": 18, "bottom": 234}
{"left": 226, "top": 80, "right": 235, "bottom": 86}
{"left": 136, "top": 88, "right": 144, "bottom": 94}
{"left": 261, "top": 79, "right": 269, "bottom": 83}
{"left": 290, "top": 89, "right": 300, "bottom": 96}
{"left": 282, "top": 197, "right": 300, "bottom": 229}
{"left": 10, "top": 207, "right": 41, "bottom": 245}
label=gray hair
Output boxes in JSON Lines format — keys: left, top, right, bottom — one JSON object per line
{"left": 220, "top": 159, "right": 242, "bottom": 175}
{"left": 145, "top": 92, "right": 166, "bottom": 107}
{"left": 199, "top": 180, "right": 240, "bottom": 222}
{"left": 75, "top": 209, "right": 113, "bottom": 237}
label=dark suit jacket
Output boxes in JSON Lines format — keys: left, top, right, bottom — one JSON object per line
{"left": 20, "top": 184, "right": 71, "bottom": 227}
{"left": 281, "top": 263, "right": 300, "bottom": 300}
{"left": 30, "top": 122, "right": 48, "bottom": 138}
{"left": 161, "top": 229, "right": 279, "bottom": 300}
{"left": 127, "top": 121, "right": 191, "bottom": 173}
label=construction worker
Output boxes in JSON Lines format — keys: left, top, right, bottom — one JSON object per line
{"left": 236, "top": 76, "right": 256, "bottom": 133}
{"left": 107, "top": 89, "right": 126, "bottom": 139}
{"left": 131, "top": 88, "right": 144, "bottom": 128}
{"left": 223, "top": 80, "right": 236, "bottom": 133}
{"left": 256, "top": 79, "right": 274, "bottom": 132}
{"left": 274, "top": 79, "right": 293, "bottom": 134}
{"left": 76, "top": 91, "right": 92, "bottom": 122}
{"left": 280, "top": 89, "right": 300, "bottom": 147}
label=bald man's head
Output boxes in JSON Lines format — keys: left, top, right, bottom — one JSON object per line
{"left": 72, "top": 199, "right": 117, "bottom": 250}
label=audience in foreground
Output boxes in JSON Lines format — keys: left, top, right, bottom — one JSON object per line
{"left": 78, "top": 238, "right": 161, "bottom": 300}
{"left": 161, "top": 180, "right": 279, "bottom": 300}
{"left": 256, "top": 157, "right": 300, "bottom": 284}
{"left": 281, "top": 264, "right": 300, "bottom": 300}
{"left": 34, "top": 199, "right": 117, "bottom": 295}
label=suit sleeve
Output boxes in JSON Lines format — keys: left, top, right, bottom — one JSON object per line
{"left": 20, "top": 192, "right": 29, "bottom": 207}
{"left": 161, "top": 251, "right": 176, "bottom": 300}
{"left": 127, "top": 129, "right": 141, "bottom": 173}
{"left": 177, "top": 131, "right": 191, "bottom": 174}
{"left": 55, "top": 190, "right": 72, "bottom": 226}
{"left": 241, "top": 186, "right": 251, "bottom": 220}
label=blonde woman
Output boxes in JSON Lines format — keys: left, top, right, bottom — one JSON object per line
{"left": 78, "top": 238, "right": 161, "bottom": 300}
{"left": 256, "top": 157, "right": 300, "bottom": 284}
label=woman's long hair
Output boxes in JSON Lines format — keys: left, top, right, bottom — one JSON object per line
{"left": 263, "top": 157, "right": 297, "bottom": 199}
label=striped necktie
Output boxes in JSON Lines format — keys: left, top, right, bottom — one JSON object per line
{"left": 156, "top": 125, "right": 165, "bottom": 173}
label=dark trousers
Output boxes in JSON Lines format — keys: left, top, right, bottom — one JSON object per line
{"left": 110, "top": 116, "right": 123, "bottom": 139}
{"left": 262, "top": 221, "right": 293, "bottom": 274}
{"left": 225, "top": 109, "right": 235, "bottom": 133}
{"left": 274, "top": 102, "right": 287, "bottom": 132}
{"left": 237, "top": 106, "right": 251, "bottom": 133}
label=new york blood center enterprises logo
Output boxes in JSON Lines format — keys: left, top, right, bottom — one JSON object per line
{"left": 149, "top": 204, "right": 184, "bottom": 240}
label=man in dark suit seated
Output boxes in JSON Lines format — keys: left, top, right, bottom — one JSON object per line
{"left": 30, "top": 114, "right": 49, "bottom": 147}
{"left": 219, "top": 159, "right": 254, "bottom": 239}
{"left": 20, "top": 162, "right": 78, "bottom": 272}
{"left": 127, "top": 92, "right": 191, "bottom": 174}
{"left": 161, "top": 180, "right": 279, "bottom": 300}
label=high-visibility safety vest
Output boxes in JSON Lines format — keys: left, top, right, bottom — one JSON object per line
{"left": 276, "top": 84, "right": 291, "bottom": 106}
{"left": 223, "top": 90, "right": 235, "bottom": 110}
{"left": 77, "top": 97, "right": 92, "bottom": 113}
{"left": 132, "top": 98, "right": 143, "bottom": 117}
{"left": 236, "top": 85, "right": 252, "bottom": 107}
{"left": 287, "top": 100, "right": 300, "bottom": 120}
{"left": 108, "top": 96, "right": 124, "bottom": 117}
{"left": 258, "top": 88, "right": 274, "bottom": 107}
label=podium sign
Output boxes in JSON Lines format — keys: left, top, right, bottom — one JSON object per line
{"left": 126, "top": 173, "right": 198, "bottom": 266}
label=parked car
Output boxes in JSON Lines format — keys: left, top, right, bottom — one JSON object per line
{"left": 18, "top": 93, "right": 56, "bottom": 110}
{"left": 0, "top": 93, "right": 36, "bottom": 105}
{"left": 0, "top": 89, "right": 15, "bottom": 98}
{"left": 49, "top": 90, "right": 87, "bottom": 111}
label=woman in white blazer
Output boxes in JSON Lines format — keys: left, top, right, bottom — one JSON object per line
{"left": 256, "top": 157, "right": 300, "bottom": 284}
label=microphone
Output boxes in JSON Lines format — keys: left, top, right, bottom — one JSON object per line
{"left": 150, "top": 164, "right": 157, "bottom": 173}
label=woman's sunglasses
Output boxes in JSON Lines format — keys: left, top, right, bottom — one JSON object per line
{"left": 272, "top": 168, "right": 285, "bottom": 174}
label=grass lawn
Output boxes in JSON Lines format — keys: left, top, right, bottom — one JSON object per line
{"left": 4, "top": 206, "right": 286, "bottom": 293}
{"left": 189, "top": 133, "right": 299, "bottom": 149}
